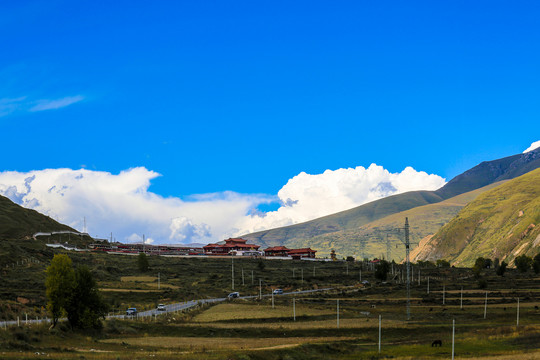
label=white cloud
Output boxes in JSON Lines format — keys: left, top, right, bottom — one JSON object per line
{"left": 234, "top": 164, "right": 446, "bottom": 235}
{"left": 0, "top": 165, "right": 446, "bottom": 244}
{"left": 523, "top": 140, "right": 540, "bottom": 153}
{"left": 0, "top": 97, "right": 27, "bottom": 117}
{"left": 29, "top": 95, "right": 84, "bottom": 111}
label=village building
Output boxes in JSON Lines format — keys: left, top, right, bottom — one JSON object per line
{"left": 287, "top": 248, "right": 317, "bottom": 259}
{"left": 264, "top": 246, "right": 291, "bottom": 257}
{"left": 203, "top": 238, "right": 260, "bottom": 255}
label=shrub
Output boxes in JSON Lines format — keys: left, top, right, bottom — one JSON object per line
{"left": 375, "top": 260, "right": 390, "bottom": 281}
{"left": 496, "top": 261, "right": 507, "bottom": 276}
{"left": 533, "top": 253, "right": 540, "bottom": 274}
{"left": 514, "top": 255, "right": 532, "bottom": 273}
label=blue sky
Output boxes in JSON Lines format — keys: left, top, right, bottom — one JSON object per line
{"left": 0, "top": 1, "right": 539, "bottom": 243}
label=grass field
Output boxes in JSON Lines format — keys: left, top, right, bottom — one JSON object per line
{"left": 1, "top": 252, "right": 539, "bottom": 359}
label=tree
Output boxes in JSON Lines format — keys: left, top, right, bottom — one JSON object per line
{"left": 514, "top": 255, "right": 532, "bottom": 273}
{"left": 66, "top": 266, "right": 108, "bottom": 329}
{"left": 138, "top": 252, "right": 149, "bottom": 272}
{"left": 533, "top": 253, "right": 540, "bottom": 274}
{"left": 375, "top": 260, "right": 390, "bottom": 281}
{"left": 436, "top": 259, "right": 450, "bottom": 268}
{"left": 46, "top": 254, "right": 76, "bottom": 327}
{"left": 472, "top": 257, "right": 485, "bottom": 278}
{"left": 496, "top": 261, "right": 507, "bottom": 276}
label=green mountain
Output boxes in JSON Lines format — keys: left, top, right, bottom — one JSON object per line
{"left": 0, "top": 194, "right": 74, "bottom": 240}
{"left": 243, "top": 148, "right": 540, "bottom": 258}
{"left": 413, "top": 168, "right": 540, "bottom": 267}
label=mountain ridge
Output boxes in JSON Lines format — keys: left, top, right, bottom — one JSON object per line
{"left": 243, "top": 148, "right": 540, "bottom": 257}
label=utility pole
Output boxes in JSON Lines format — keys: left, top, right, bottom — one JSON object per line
{"left": 484, "top": 292, "right": 488, "bottom": 319}
{"left": 452, "top": 319, "right": 455, "bottom": 360}
{"left": 378, "top": 315, "right": 382, "bottom": 354}
{"left": 259, "top": 279, "right": 262, "bottom": 299}
{"left": 337, "top": 299, "right": 340, "bottom": 328}
{"left": 404, "top": 217, "right": 411, "bottom": 320}
{"left": 143, "top": 234, "right": 145, "bottom": 254}
{"left": 386, "top": 233, "right": 391, "bottom": 262}
{"left": 231, "top": 257, "right": 234, "bottom": 290}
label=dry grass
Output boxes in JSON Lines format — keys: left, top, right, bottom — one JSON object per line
{"left": 120, "top": 275, "right": 157, "bottom": 282}
{"left": 187, "top": 317, "right": 400, "bottom": 330}
{"left": 101, "top": 335, "right": 355, "bottom": 350}
{"left": 192, "top": 303, "right": 334, "bottom": 322}
{"left": 99, "top": 288, "right": 161, "bottom": 292}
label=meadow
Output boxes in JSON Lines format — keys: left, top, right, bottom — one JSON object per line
{"left": 0, "top": 246, "right": 539, "bottom": 359}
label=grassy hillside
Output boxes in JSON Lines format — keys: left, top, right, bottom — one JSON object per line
{"left": 244, "top": 190, "right": 444, "bottom": 250}
{"left": 414, "top": 168, "right": 540, "bottom": 266}
{"left": 0, "top": 194, "right": 74, "bottom": 240}
{"left": 243, "top": 149, "right": 540, "bottom": 255}
{"left": 283, "top": 182, "right": 504, "bottom": 260}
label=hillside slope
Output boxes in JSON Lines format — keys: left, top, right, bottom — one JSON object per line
{"left": 243, "top": 148, "right": 540, "bottom": 254}
{"left": 413, "top": 168, "right": 540, "bottom": 266}
{"left": 0, "top": 194, "right": 74, "bottom": 240}
{"left": 284, "top": 182, "right": 504, "bottom": 259}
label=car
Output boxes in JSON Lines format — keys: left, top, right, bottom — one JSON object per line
{"left": 157, "top": 304, "right": 166, "bottom": 311}
{"left": 126, "top": 307, "right": 137, "bottom": 316}
{"left": 273, "top": 289, "right": 283, "bottom": 295}
{"left": 362, "top": 280, "right": 370, "bottom": 285}
{"left": 228, "top": 292, "right": 240, "bottom": 299}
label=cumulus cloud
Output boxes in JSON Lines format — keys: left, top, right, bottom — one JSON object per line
{"left": 0, "top": 165, "right": 446, "bottom": 244}
{"left": 234, "top": 164, "right": 446, "bottom": 235}
{"left": 29, "top": 95, "right": 84, "bottom": 111}
{"left": 523, "top": 140, "right": 540, "bottom": 153}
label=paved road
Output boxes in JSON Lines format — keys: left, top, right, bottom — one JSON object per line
{"left": 0, "top": 287, "right": 334, "bottom": 327}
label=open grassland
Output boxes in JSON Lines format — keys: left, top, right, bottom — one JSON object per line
{"left": 1, "top": 266, "right": 539, "bottom": 359}
{"left": 1, "top": 244, "right": 540, "bottom": 359}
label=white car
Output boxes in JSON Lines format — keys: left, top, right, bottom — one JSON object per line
{"left": 157, "top": 304, "right": 166, "bottom": 311}
{"left": 228, "top": 292, "right": 240, "bottom": 299}
{"left": 273, "top": 289, "right": 283, "bottom": 295}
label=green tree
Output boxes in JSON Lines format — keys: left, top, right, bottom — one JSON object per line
{"left": 66, "top": 266, "right": 108, "bottom": 329}
{"left": 514, "top": 255, "right": 532, "bottom": 273}
{"left": 436, "top": 259, "right": 450, "bottom": 268}
{"left": 472, "top": 257, "right": 485, "bottom": 278}
{"left": 533, "top": 253, "right": 540, "bottom": 274}
{"left": 375, "top": 260, "right": 390, "bottom": 281}
{"left": 496, "top": 261, "right": 507, "bottom": 276}
{"left": 138, "top": 252, "right": 149, "bottom": 272}
{"left": 46, "top": 254, "right": 75, "bottom": 327}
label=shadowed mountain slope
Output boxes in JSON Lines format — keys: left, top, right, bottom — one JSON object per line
{"left": 0, "top": 194, "right": 74, "bottom": 240}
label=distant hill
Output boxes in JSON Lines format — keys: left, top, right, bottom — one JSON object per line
{"left": 0, "top": 194, "right": 74, "bottom": 240}
{"left": 413, "top": 168, "right": 540, "bottom": 267}
{"left": 243, "top": 148, "right": 540, "bottom": 258}
{"left": 286, "top": 181, "right": 505, "bottom": 260}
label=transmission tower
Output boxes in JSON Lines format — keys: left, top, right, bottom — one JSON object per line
{"left": 404, "top": 217, "right": 411, "bottom": 321}
{"left": 386, "top": 233, "right": 391, "bottom": 262}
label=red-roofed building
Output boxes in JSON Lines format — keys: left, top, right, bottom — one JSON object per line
{"left": 264, "top": 246, "right": 290, "bottom": 257}
{"left": 203, "top": 238, "right": 260, "bottom": 255}
{"left": 287, "top": 248, "right": 317, "bottom": 259}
